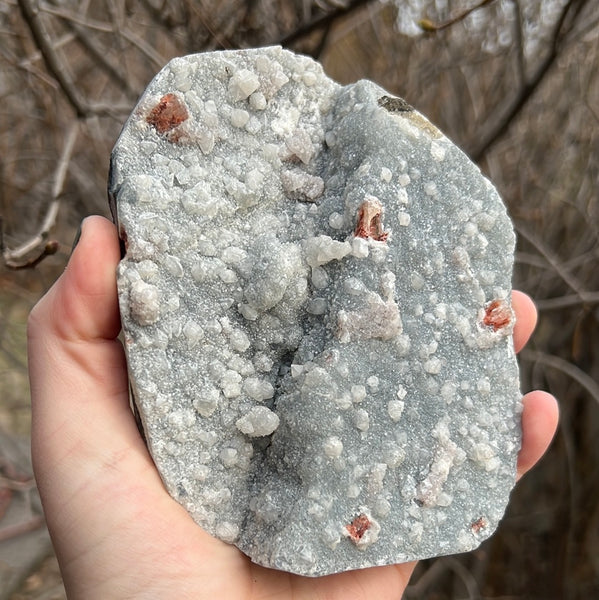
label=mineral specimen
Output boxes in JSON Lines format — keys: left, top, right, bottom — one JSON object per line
{"left": 109, "top": 47, "right": 521, "bottom": 577}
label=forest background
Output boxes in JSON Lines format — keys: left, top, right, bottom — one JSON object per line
{"left": 0, "top": 1, "right": 598, "bottom": 598}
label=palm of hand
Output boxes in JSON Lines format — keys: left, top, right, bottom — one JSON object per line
{"left": 28, "top": 217, "right": 557, "bottom": 600}
{"left": 48, "top": 369, "right": 413, "bottom": 599}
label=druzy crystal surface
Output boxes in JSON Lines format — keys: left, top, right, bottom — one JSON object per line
{"left": 109, "top": 47, "right": 521, "bottom": 576}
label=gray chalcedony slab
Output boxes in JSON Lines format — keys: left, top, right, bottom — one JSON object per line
{"left": 109, "top": 47, "right": 521, "bottom": 577}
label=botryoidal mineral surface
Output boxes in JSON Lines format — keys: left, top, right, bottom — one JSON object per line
{"left": 109, "top": 47, "right": 521, "bottom": 576}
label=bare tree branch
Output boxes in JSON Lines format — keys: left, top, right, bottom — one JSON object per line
{"left": 2, "top": 121, "right": 78, "bottom": 269}
{"left": 0, "top": 42, "right": 59, "bottom": 90}
{"left": 17, "top": 0, "right": 89, "bottom": 118}
{"left": 2, "top": 239, "right": 59, "bottom": 270}
{"left": 279, "top": 0, "right": 375, "bottom": 46}
{"left": 512, "top": 0, "right": 525, "bottom": 87}
{"left": 121, "top": 26, "right": 167, "bottom": 69}
{"left": 0, "top": 475, "right": 36, "bottom": 492}
{"left": 0, "top": 515, "right": 45, "bottom": 543}
{"left": 471, "top": 0, "right": 590, "bottom": 160}
{"left": 516, "top": 223, "right": 590, "bottom": 300}
{"left": 16, "top": 28, "right": 73, "bottom": 61}
{"left": 536, "top": 292, "right": 599, "bottom": 311}
{"left": 405, "top": 556, "right": 482, "bottom": 599}
{"left": 138, "top": 0, "right": 182, "bottom": 30}
{"left": 0, "top": 338, "right": 28, "bottom": 370}
{"left": 17, "top": 0, "right": 133, "bottom": 117}
{"left": 419, "top": 0, "right": 495, "bottom": 33}
{"left": 54, "top": 5, "right": 139, "bottom": 98}
{"left": 404, "top": 560, "right": 447, "bottom": 597}
{"left": 521, "top": 349, "right": 599, "bottom": 406}
{"left": 38, "top": 1, "right": 114, "bottom": 32}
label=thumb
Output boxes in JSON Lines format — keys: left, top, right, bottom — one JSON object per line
{"left": 28, "top": 215, "right": 132, "bottom": 454}
{"left": 27, "top": 215, "right": 165, "bottom": 563}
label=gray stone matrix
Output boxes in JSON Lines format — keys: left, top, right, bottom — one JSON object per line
{"left": 110, "top": 47, "right": 521, "bottom": 576}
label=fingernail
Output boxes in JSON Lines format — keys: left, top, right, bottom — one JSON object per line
{"left": 70, "top": 221, "right": 83, "bottom": 254}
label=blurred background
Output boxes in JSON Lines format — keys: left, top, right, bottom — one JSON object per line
{"left": 0, "top": 0, "right": 598, "bottom": 598}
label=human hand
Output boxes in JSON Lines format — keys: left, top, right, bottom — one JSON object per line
{"left": 27, "top": 216, "right": 559, "bottom": 600}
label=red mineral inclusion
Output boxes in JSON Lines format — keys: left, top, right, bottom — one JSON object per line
{"left": 345, "top": 513, "right": 371, "bottom": 542}
{"left": 471, "top": 516, "right": 488, "bottom": 533}
{"left": 482, "top": 299, "right": 512, "bottom": 332}
{"left": 146, "top": 93, "right": 189, "bottom": 134}
{"left": 354, "top": 198, "right": 388, "bottom": 241}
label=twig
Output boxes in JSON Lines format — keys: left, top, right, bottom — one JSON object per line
{"left": 278, "top": 0, "right": 374, "bottom": 46}
{"left": 0, "top": 515, "right": 45, "bottom": 542}
{"left": 139, "top": 0, "right": 183, "bottom": 30}
{"left": 17, "top": 0, "right": 89, "bottom": 118}
{"left": 191, "top": 7, "right": 234, "bottom": 51}
{"left": 419, "top": 0, "right": 495, "bottom": 32}
{"left": 512, "top": 0, "right": 525, "bottom": 86}
{"left": 2, "top": 240, "right": 60, "bottom": 270}
{"left": 0, "top": 455, "right": 32, "bottom": 485}
{"left": 0, "top": 42, "right": 59, "bottom": 90}
{"left": 515, "top": 251, "right": 552, "bottom": 269}
{"left": 305, "top": 20, "right": 334, "bottom": 59}
{"left": 2, "top": 120, "right": 78, "bottom": 269}
{"left": 516, "top": 223, "right": 589, "bottom": 300}
{"left": 536, "top": 292, "right": 599, "bottom": 311}
{"left": 445, "top": 557, "right": 481, "bottom": 599}
{"left": 0, "top": 339, "right": 28, "bottom": 370}
{"left": 46, "top": 1, "right": 138, "bottom": 98}
{"left": 121, "top": 27, "right": 166, "bottom": 68}
{"left": 18, "top": 33, "right": 75, "bottom": 69}
{"left": 404, "top": 560, "right": 448, "bottom": 597}
{"left": 471, "top": 0, "right": 590, "bottom": 160}
{"left": 51, "top": 121, "right": 78, "bottom": 200}
{"left": 521, "top": 349, "right": 599, "bottom": 406}
{"left": 38, "top": 1, "right": 114, "bottom": 32}
{"left": 405, "top": 556, "right": 481, "bottom": 599}
{"left": 17, "top": 0, "right": 130, "bottom": 118}
{"left": 0, "top": 475, "right": 36, "bottom": 492}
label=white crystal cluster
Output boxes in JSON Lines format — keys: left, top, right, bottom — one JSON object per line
{"left": 110, "top": 47, "right": 521, "bottom": 576}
